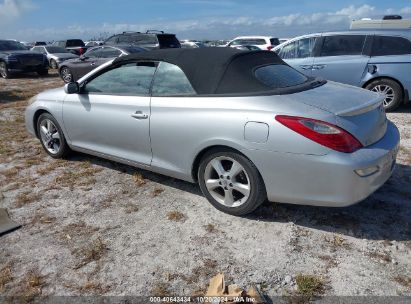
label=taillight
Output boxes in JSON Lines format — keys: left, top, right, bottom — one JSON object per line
{"left": 267, "top": 45, "right": 274, "bottom": 51}
{"left": 79, "top": 48, "right": 86, "bottom": 55}
{"left": 275, "top": 115, "right": 363, "bottom": 153}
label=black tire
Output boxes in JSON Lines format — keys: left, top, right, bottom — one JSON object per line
{"left": 198, "top": 148, "right": 266, "bottom": 216}
{"left": 365, "top": 78, "right": 403, "bottom": 112}
{"left": 50, "top": 59, "right": 58, "bottom": 69}
{"left": 60, "top": 66, "right": 73, "bottom": 83}
{"left": 0, "top": 61, "right": 10, "bottom": 79}
{"left": 37, "top": 113, "right": 70, "bottom": 159}
{"left": 37, "top": 69, "right": 48, "bottom": 76}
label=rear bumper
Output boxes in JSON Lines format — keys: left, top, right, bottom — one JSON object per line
{"left": 246, "top": 121, "right": 400, "bottom": 207}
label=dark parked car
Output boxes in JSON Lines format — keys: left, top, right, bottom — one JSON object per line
{"left": 52, "top": 39, "right": 88, "bottom": 56}
{"left": 0, "top": 40, "right": 48, "bottom": 78}
{"left": 104, "top": 31, "right": 181, "bottom": 49}
{"left": 59, "top": 45, "right": 146, "bottom": 83}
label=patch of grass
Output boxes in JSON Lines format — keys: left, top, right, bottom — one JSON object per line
{"left": 15, "top": 268, "right": 46, "bottom": 302}
{"left": 368, "top": 251, "right": 392, "bottom": 263}
{"left": 167, "top": 211, "right": 186, "bottom": 222}
{"left": 79, "top": 281, "right": 111, "bottom": 294}
{"left": 151, "top": 282, "right": 171, "bottom": 297}
{"left": 0, "top": 263, "right": 13, "bottom": 292}
{"left": 30, "top": 213, "right": 57, "bottom": 225}
{"left": 133, "top": 172, "right": 147, "bottom": 186}
{"left": 205, "top": 223, "right": 217, "bottom": 233}
{"left": 318, "top": 255, "right": 338, "bottom": 272}
{"left": 295, "top": 274, "right": 325, "bottom": 298}
{"left": 1, "top": 167, "right": 19, "bottom": 179}
{"left": 15, "top": 191, "right": 41, "bottom": 208}
{"left": 394, "top": 276, "right": 411, "bottom": 289}
{"left": 73, "top": 238, "right": 108, "bottom": 269}
{"left": 151, "top": 187, "right": 164, "bottom": 197}
{"left": 59, "top": 221, "right": 99, "bottom": 241}
{"left": 124, "top": 203, "right": 139, "bottom": 213}
{"left": 54, "top": 165, "right": 103, "bottom": 189}
{"left": 324, "top": 235, "right": 351, "bottom": 252}
{"left": 24, "top": 157, "right": 43, "bottom": 167}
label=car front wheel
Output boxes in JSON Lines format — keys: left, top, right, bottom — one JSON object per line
{"left": 37, "top": 113, "right": 70, "bottom": 158}
{"left": 60, "top": 66, "right": 73, "bottom": 83}
{"left": 0, "top": 61, "right": 10, "bottom": 79}
{"left": 50, "top": 59, "right": 58, "bottom": 69}
{"left": 366, "top": 78, "right": 403, "bottom": 112}
{"left": 198, "top": 149, "right": 266, "bottom": 216}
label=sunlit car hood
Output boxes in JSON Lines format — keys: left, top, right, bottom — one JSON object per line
{"left": 36, "top": 87, "right": 66, "bottom": 101}
{"left": 51, "top": 53, "right": 78, "bottom": 59}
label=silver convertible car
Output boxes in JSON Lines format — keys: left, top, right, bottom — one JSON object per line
{"left": 25, "top": 48, "right": 400, "bottom": 215}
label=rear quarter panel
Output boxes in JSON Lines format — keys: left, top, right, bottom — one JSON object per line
{"left": 149, "top": 95, "right": 334, "bottom": 181}
{"left": 365, "top": 55, "right": 411, "bottom": 101}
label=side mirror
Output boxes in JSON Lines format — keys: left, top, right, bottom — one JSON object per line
{"left": 64, "top": 82, "right": 79, "bottom": 94}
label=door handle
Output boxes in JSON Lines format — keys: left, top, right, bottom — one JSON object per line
{"left": 131, "top": 111, "right": 148, "bottom": 119}
{"left": 312, "top": 64, "right": 326, "bottom": 70}
{"left": 300, "top": 65, "right": 312, "bottom": 70}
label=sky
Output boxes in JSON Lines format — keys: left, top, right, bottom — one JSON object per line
{"left": 0, "top": 0, "right": 411, "bottom": 42}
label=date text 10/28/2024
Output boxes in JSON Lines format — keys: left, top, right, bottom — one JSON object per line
{"left": 150, "top": 296, "right": 257, "bottom": 302}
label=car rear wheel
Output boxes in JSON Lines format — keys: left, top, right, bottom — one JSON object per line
{"left": 60, "top": 66, "right": 73, "bottom": 83}
{"left": 50, "top": 59, "right": 58, "bottom": 69}
{"left": 198, "top": 149, "right": 266, "bottom": 216}
{"left": 0, "top": 61, "right": 10, "bottom": 79}
{"left": 37, "top": 113, "right": 70, "bottom": 158}
{"left": 366, "top": 79, "right": 403, "bottom": 112}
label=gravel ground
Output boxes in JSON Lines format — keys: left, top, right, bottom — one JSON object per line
{"left": 0, "top": 71, "right": 410, "bottom": 301}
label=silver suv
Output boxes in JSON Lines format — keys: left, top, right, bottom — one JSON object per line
{"left": 274, "top": 30, "right": 411, "bottom": 111}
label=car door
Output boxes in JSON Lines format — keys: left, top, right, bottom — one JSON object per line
{"left": 73, "top": 47, "right": 104, "bottom": 79}
{"left": 276, "top": 36, "right": 317, "bottom": 76}
{"left": 311, "top": 34, "right": 370, "bottom": 86}
{"left": 63, "top": 61, "right": 157, "bottom": 165}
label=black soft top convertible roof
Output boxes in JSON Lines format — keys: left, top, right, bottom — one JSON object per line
{"left": 113, "top": 47, "right": 299, "bottom": 95}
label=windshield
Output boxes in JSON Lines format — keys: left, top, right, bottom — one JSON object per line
{"left": 0, "top": 40, "right": 27, "bottom": 51}
{"left": 255, "top": 64, "right": 308, "bottom": 88}
{"left": 66, "top": 39, "right": 85, "bottom": 47}
{"left": 45, "top": 46, "right": 69, "bottom": 53}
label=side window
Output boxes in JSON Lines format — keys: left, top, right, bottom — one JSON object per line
{"left": 99, "top": 47, "right": 122, "bottom": 58}
{"left": 152, "top": 62, "right": 195, "bottom": 96}
{"left": 278, "top": 41, "right": 298, "bottom": 59}
{"left": 83, "top": 62, "right": 156, "bottom": 95}
{"left": 372, "top": 36, "right": 411, "bottom": 56}
{"left": 320, "top": 35, "right": 366, "bottom": 56}
{"left": 105, "top": 36, "right": 118, "bottom": 45}
{"left": 297, "top": 37, "right": 316, "bottom": 58}
{"left": 85, "top": 47, "right": 103, "bottom": 58}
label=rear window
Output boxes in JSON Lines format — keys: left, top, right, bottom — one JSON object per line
{"left": 158, "top": 34, "right": 180, "bottom": 48}
{"left": 320, "top": 35, "right": 366, "bottom": 56}
{"left": 255, "top": 64, "right": 308, "bottom": 88}
{"left": 0, "top": 40, "right": 27, "bottom": 51}
{"left": 66, "top": 39, "right": 85, "bottom": 47}
{"left": 232, "top": 39, "right": 266, "bottom": 46}
{"left": 270, "top": 38, "right": 280, "bottom": 46}
{"left": 45, "top": 46, "right": 68, "bottom": 53}
{"left": 371, "top": 36, "right": 411, "bottom": 56}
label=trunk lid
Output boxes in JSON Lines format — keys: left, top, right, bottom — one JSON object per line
{"left": 296, "top": 81, "right": 387, "bottom": 147}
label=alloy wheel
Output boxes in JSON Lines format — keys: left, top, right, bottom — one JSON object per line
{"left": 203, "top": 156, "right": 251, "bottom": 207}
{"left": 371, "top": 84, "right": 395, "bottom": 107}
{"left": 61, "top": 67, "right": 72, "bottom": 83}
{"left": 0, "top": 62, "right": 7, "bottom": 78}
{"left": 39, "top": 119, "right": 61, "bottom": 155}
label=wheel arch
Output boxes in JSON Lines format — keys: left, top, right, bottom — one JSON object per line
{"left": 33, "top": 109, "right": 51, "bottom": 138}
{"left": 362, "top": 76, "right": 405, "bottom": 98}
{"left": 191, "top": 145, "right": 256, "bottom": 182}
